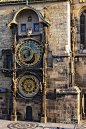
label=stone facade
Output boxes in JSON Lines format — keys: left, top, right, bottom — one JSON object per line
{"left": 0, "top": 0, "right": 85, "bottom": 124}
{"left": 46, "top": 87, "right": 80, "bottom": 123}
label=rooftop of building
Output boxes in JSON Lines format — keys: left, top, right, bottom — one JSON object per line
{"left": 0, "top": 0, "right": 72, "bottom": 5}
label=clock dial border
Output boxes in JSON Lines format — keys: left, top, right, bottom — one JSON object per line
{"left": 16, "top": 39, "right": 43, "bottom": 67}
{"left": 18, "top": 75, "right": 40, "bottom": 98}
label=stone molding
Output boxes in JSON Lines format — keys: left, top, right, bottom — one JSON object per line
{"left": 56, "top": 86, "right": 81, "bottom": 94}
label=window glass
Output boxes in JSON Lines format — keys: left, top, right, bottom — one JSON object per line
{"left": 21, "top": 24, "right": 26, "bottom": 32}
{"left": 80, "top": 13, "right": 85, "bottom": 48}
{"left": 83, "top": 10, "right": 86, "bottom": 13}
{"left": 34, "top": 23, "right": 39, "bottom": 31}
{"left": 6, "top": 55, "right": 13, "bottom": 69}
{"left": 80, "top": 14, "right": 85, "bottom": 24}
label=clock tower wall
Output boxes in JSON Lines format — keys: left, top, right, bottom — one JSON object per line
{"left": 0, "top": 0, "right": 80, "bottom": 124}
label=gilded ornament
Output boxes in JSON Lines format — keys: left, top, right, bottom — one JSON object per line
{"left": 16, "top": 39, "right": 43, "bottom": 67}
{"left": 18, "top": 75, "right": 39, "bottom": 97}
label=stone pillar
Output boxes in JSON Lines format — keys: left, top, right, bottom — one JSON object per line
{"left": 11, "top": 35, "right": 17, "bottom": 121}
{"left": 41, "top": 27, "right": 48, "bottom": 123}
{"left": 71, "top": 13, "right": 77, "bottom": 86}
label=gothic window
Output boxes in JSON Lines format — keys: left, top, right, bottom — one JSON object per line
{"left": 21, "top": 24, "right": 26, "bottom": 32}
{"left": 80, "top": 13, "right": 85, "bottom": 49}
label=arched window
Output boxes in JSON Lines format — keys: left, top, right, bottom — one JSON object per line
{"left": 80, "top": 11, "right": 85, "bottom": 49}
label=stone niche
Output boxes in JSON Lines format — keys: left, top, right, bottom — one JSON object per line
{"left": 75, "top": 57, "right": 86, "bottom": 87}
{"left": 16, "top": 9, "right": 43, "bottom": 36}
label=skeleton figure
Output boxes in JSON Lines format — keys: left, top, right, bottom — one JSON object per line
{"left": 27, "top": 27, "right": 32, "bottom": 36}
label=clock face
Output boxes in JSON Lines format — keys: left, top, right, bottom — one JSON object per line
{"left": 18, "top": 75, "right": 39, "bottom": 97}
{"left": 16, "top": 39, "right": 43, "bottom": 67}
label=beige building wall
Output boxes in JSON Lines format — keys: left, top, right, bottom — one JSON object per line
{"left": 0, "top": 0, "right": 81, "bottom": 123}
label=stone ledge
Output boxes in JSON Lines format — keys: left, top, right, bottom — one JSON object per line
{"left": 56, "top": 86, "right": 81, "bottom": 95}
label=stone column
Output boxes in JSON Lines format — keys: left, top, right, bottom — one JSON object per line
{"left": 11, "top": 35, "right": 17, "bottom": 121}
{"left": 71, "top": 13, "right": 77, "bottom": 86}
{"left": 41, "top": 26, "right": 48, "bottom": 123}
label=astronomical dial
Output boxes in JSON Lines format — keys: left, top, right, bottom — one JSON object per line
{"left": 16, "top": 39, "right": 43, "bottom": 67}
{"left": 18, "top": 75, "right": 39, "bottom": 97}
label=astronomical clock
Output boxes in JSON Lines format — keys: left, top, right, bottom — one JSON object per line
{"left": 16, "top": 39, "right": 43, "bottom": 68}
{"left": 16, "top": 39, "right": 43, "bottom": 98}
{"left": 17, "top": 75, "right": 40, "bottom": 98}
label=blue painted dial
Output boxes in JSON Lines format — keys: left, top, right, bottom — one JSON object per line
{"left": 16, "top": 39, "right": 43, "bottom": 67}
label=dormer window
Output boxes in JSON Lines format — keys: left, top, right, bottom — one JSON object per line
{"left": 28, "top": 16, "right": 32, "bottom": 22}
{"left": 34, "top": 23, "right": 39, "bottom": 31}
{"left": 21, "top": 24, "right": 26, "bottom": 32}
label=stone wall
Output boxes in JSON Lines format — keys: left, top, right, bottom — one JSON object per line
{"left": 0, "top": 0, "right": 80, "bottom": 123}
{"left": 46, "top": 1, "right": 70, "bottom": 56}
{"left": 75, "top": 57, "right": 86, "bottom": 87}
{"left": 0, "top": 92, "right": 12, "bottom": 120}
{"left": 47, "top": 57, "right": 69, "bottom": 90}
{"left": 17, "top": 100, "right": 41, "bottom": 121}
{"left": 71, "top": 1, "right": 86, "bottom": 88}
{"left": 0, "top": 6, "right": 13, "bottom": 91}
{"left": 0, "top": 1, "right": 70, "bottom": 90}
{"left": 46, "top": 87, "right": 80, "bottom": 124}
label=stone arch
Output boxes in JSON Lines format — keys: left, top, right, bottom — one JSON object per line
{"left": 17, "top": 37, "right": 40, "bottom": 44}
{"left": 26, "top": 106, "right": 32, "bottom": 121}
{"left": 71, "top": 7, "right": 86, "bottom": 53}
{"left": 7, "top": 5, "right": 50, "bottom": 27}
{"left": 78, "top": 6, "right": 86, "bottom": 17}
{"left": 76, "top": 6, "right": 86, "bottom": 52}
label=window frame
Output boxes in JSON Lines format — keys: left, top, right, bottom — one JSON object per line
{"left": 34, "top": 23, "right": 39, "bottom": 32}
{"left": 2, "top": 49, "right": 13, "bottom": 69}
{"left": 21, "top": 24, "right": 26, "bottom": 32}
{"left": 6, "top": 55, "right": 13, "bottom": 69}
{"left": 77, "top": 8, "right": 86, "bottom": 53}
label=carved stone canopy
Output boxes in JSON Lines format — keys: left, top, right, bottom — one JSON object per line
{"left": 7, "top": 5, "right": 50, "bottom": 27}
